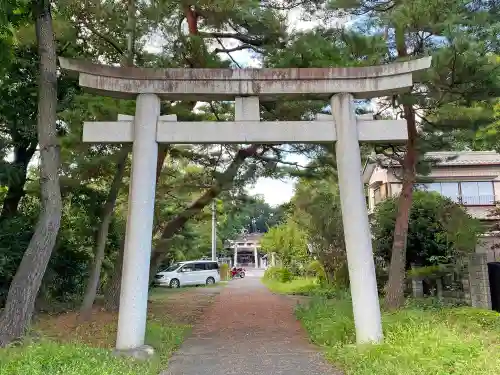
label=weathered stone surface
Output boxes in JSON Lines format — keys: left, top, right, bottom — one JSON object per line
{"left": 83, "top": 118, "right": 408, "bottom": 144}
{"left": 59, "top": 57, "right": 431, "bottom": 100}
{"left": 112, "top": 344, "right": 155, "bottom": 361}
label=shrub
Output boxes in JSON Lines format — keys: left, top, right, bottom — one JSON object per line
{"left": 306, "top": 260, "right": 324, "bottom": 278}
{"left": 280, "top": 268, "right": 293, "bottom": 283}
{"left": 289, "top": 261, "right": 306, "bottom": 277}
{"left": 263, "top": 266, "right": 281, "bottom": 280}
{"left": 219, "top": 263, "right": 229, "bottom": 280}
{"left": 371, "top": 191, "right": 483, "bottom": 270}
{"left": 263, "top": 266, "right": 293, "bottom": 283}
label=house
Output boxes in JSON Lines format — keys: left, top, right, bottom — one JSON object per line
{"left": 224, "top": 232, "right": 266, "bottom": 268}
{"left": 363, "top": 151, "right": 500, "bottom": 222}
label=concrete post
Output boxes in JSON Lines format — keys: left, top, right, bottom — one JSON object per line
{"left": 271, "top": 252, "right": 276, "bottom": 267}
{"left": 469, "top": 253, "right": 492, "bottom": 309}
{"left": 234, "top": 245, "right": 238, "bottom": 267}
{"left": 332, "top": 93, "right": 383, "bottom": 344}
{"left": 254, "top": 246, "right": 258, "bottom": 268}
{"left": 116, "top": 94, "right": 160, "bottom": 350}
{"left": 412, "top": 278, "right": 424, "bottom": 298}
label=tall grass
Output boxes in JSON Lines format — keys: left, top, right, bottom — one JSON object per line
{"left": 296, "top": 295, "right": 500, "bottom": 375}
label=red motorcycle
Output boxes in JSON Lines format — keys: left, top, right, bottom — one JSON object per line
{"left": 231, "top": 267, "right": 246, "bottom": 279}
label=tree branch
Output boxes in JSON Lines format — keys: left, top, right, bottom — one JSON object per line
{"left": 213, "top": 44, "right": 262, "bottom": 54}
{"left": 200, "top": 31, "right": 267, "bottom": 47}
{"left": 83, "top": 22, "right": 124, "bottom": 56}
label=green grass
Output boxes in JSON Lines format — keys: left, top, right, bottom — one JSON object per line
{"left": 263, "top": 277, "right": 318, "bottom": 294}
{"left": 263, "top": 277, "right": 340, "bottom": 299}
{"left": 0, "top": 291, "right": 191, "bottom": 375}
{"left": 0, "top": 323, "right": 187, "bottom": 375}
{"left": 295, "top": 294, "right": 500, "bottom": 375}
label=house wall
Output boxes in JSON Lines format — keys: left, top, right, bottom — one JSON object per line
{"left": 367, "top": 164, "right": 500, "bottom": 219}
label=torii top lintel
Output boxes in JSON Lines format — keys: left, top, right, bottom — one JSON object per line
{"left": 58, "top": 56, "right": 431, "bottom": 101}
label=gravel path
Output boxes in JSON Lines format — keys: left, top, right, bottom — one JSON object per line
{"left": 161, "top": 270, "right": 340, "bottom": 375}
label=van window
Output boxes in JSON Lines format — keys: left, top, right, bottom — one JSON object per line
{"left": 193, "top": 263, "right": 206, "bottom": 271}
{"left": 180, "top": 264, "right": 195, "bottom": 272}
{"left": 206, "top": 262, "right": 219, "bottom": 270}
{"left": 162, "top": 263, "right": 181, "bottom": 272}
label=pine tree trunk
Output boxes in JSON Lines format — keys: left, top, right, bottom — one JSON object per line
{"left": 383, "top": 26, "right": 419, "bottom": 310}
{"left": 384, "top": 104, "right": 417, "bottom": 310}
{"left": 0, "top": 0, "right": 62, "bottom": 346}
{"left": 80, "top": 148, "right": 129, "bottom": 316}
{"left": 103, "top": 241, "right": 125, "bottom": 311}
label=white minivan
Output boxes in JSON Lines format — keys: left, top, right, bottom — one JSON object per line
{"left": 154, "top": 260, "right": 220, "bottom": 288}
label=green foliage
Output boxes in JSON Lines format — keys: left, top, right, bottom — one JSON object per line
{"left": 292, "top": 179, "right": 348, "bottom": 287}
{"left": 0, "top": 189, "right": 124, "bottom": 308}
{"left": 263, "top": 277, "right": 341, "bottom": 299}
{"left": 264, "top": 277, "right": 318, "bottom": 295}
{"left": 371, "top": 191, "right": 484, "bottom": 269}
{"left": 306, "top": 260, "right": 325, "bottom": 278}
{"left": 471, "top": 100, "right": 500, "bottom": 151}
{"left": 0, "top": 209, "right": 37, "bottom": 306}
{"left": 260, "top": 219, "right": 308, "bottom": 268}
{"left": 296, "top": 295, "right": 500, "bottom": 375}
{"left": 263, "top": 267, "right": 293, "bottom": 283}
{"left": 219, "top": 263, "right": 229, "bottom": 281}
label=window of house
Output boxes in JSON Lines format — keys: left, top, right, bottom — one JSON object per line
{"left": 421, "top": 182, "right": 459, "bottom": 202}
{"left": 460, "top": 181, "right": 494, "bottom": 205}
{"left": 440, "top": 182, "right": 460, "bottom": 202}
{"left": 420, "top": 181, "right": 494, "bottom": 205}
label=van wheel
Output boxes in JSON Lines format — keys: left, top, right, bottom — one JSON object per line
{"left": 170, "top": 279, "right": 180, "bottom": 288}
{"left": 206, "top": 277, "right": 215, "bottom": 285}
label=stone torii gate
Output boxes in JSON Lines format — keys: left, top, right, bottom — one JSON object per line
{"left": 60, "top": 57, "right": 431, "bottom": 353}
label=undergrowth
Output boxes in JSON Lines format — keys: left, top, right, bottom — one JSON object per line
{"left": 296, "top": 294, "right": 500, "bottom": 375}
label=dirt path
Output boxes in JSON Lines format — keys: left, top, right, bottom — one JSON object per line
{"left": 162, "top": 270, "right": 340, "bottom": 375}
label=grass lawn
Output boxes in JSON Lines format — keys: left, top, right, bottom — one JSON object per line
{"left": 0, "top": 286, "right": 219, "bottom": 375}
{"left": 265, "top": 278, "right": 500, "bottom": 375}
{"left": 263, "top": 277, "right": 338, "bottom": 298}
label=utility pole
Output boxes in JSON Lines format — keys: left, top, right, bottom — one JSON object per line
{"left": 211, "top": 199, "right": 217, "bottom": 261}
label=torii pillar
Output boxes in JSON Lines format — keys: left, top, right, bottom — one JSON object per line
{"left": 117, "top": 95, "right": 159, "bottom": 353}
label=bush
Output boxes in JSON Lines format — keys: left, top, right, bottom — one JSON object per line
{"left": 263, "top": 266, "right": 293, "bottom": 283}
{"left": 289, "top": 261, "right": 306, "bottom": 277}
{"left": 306, "top": 260, "right": 324, "bottom": 278}
{"left": 280, "top": 268, "right": 293, "bottom": 283}
{"left": 371, "top": 191, "right": 483, "bottom": 270}
{"left": 219, "top": 263, "right": 229, "bottom": 280}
